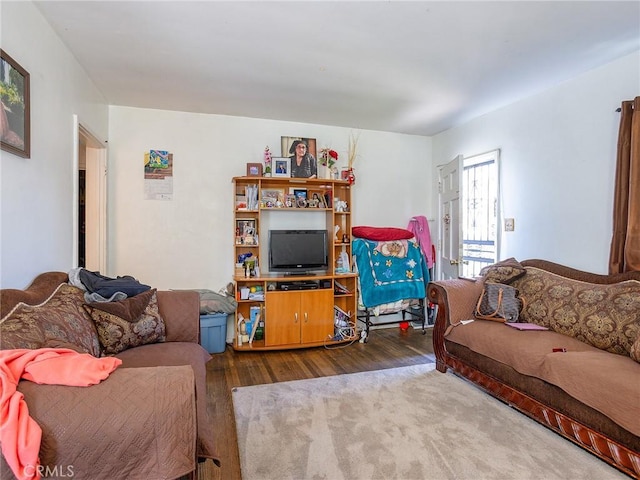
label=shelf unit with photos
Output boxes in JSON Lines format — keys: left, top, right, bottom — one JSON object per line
{"left": 232, "top": 176, "right": 357, "bottom": 351}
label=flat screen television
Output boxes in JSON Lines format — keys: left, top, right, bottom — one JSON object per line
{"left": 269, "top": 229, "right": 328, "bottom": 275}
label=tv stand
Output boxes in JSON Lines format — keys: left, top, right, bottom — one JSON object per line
{"left": 232, "top": 176, "right": 357, "bottom": 351}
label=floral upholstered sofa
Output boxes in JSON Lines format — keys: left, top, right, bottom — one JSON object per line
{"left": 428, "top": 259, "right": 640, "bottom": 477}
{"left": 0, "top": 272, "right": 219, "bottom": 480}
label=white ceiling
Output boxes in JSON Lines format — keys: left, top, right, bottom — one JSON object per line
{"left": 34, "top": 1, "right": 640, "bottom": 136}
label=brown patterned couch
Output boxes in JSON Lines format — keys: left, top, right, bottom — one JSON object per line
{"left": 428, "top": 259, "right": 640, "bottom": 478}
{"left": 0, "top": 272, "right": 219, "bottom": 480}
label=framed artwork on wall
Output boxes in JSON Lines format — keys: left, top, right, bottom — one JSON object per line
{"left": 0, "top": 50, "right": 30, "bottom": 158}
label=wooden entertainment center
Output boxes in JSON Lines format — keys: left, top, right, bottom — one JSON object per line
{"left": 232, "top": 176, "right": 358, "bottom": 351}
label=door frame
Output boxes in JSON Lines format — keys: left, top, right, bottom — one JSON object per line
{"left": 437, "top": 150, "right": 502, "bottom": 280}
{"left": 72, "top": 115, "right": 107, "bottom": 272}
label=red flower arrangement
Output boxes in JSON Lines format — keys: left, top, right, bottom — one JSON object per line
{"left": 319, "top": 148, "right": 338, "bottom": 168}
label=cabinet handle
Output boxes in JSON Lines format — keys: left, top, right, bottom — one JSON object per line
{"left": 294, "top": 312, "right": 298, "bottom": 323}
{"left": 304, "top": 312, "right": 308, "bottom": 323}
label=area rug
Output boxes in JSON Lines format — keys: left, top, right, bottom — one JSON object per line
{"left": 232, "top": 364, "right": 626, "bottom": 480}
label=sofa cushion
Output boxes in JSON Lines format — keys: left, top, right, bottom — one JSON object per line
{"left": 512, "top": 267, "right": 640, "bottom": 356}
{"left": 479, "top": 257, "right": 526, "bottom": 284}
{"left": 0, "top": 283, "right": 100, "bottom": 356}
{"left": 84, "top": 290, "right": 166, "bottom": 355}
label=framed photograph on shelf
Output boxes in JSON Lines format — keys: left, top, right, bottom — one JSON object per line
{"left": 272, "top": 157, "right": 289, "bottom": 177}
{"left": 246, "top": 163, "right": 263, "bottom": 177}
{"left": 281, "top": 136, "right": 317, "bottom": 159}
{"left": 293, "top": 188, "right": 307, "bottom": 208}
{"left": 281, "top": 136, "right": 318, "bottom": 179}
{"left": 261, "top": 188, "right": 284, "bottom": 208}
{"left": 308, "top": 189, "right": 327, "bottom": 208}
{"left": 0, "top": 51, "right": 30, "bottom": 158}
{"left": 235, "top": 218, "right": 257, "bottom": 245}
{"left": 284, "top": 193, "right": 296, "bottom": 208}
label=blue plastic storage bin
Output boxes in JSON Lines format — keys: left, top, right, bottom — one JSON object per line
{"left": 200, "top": 313, "right": 228, "bottom": 353}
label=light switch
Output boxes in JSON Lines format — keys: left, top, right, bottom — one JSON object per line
{"left": 505, "top": 218, "right": 515, "bottom": 232}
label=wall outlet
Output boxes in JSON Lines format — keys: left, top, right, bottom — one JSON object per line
{"left": 504, "top": 218, "right": 515, "bottom": 232}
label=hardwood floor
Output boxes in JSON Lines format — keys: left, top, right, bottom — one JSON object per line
{"left": 198, "top": 326, "right": 435, "bottom": 480}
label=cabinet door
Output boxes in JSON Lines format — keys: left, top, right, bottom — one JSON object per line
{"left": 300, "top": 289, "right": 334, "bottom": 344}
{"left": 265, "top": 291, "right": 301, "bottom": 346}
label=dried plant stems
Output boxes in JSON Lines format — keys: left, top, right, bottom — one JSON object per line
{"left": 347, "top": 131, "right": 360, "bottom": 169}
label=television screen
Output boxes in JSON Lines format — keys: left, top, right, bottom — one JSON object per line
{"left": 269, "top": 230, "right": 328, "bottom": 274}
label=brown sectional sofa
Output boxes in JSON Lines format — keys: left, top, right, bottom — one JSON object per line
{"left": 428, "top": 259, "right": 640, "bottom": 478}
{"left": 0, "top": 272, "right": 218, "bottom": 480}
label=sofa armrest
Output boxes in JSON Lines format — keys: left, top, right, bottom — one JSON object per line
{"left": 157, "top": 290, "right": 200, "bottom": 343}
{"left": 1, "top": 366, "right": 196, "bottom": 480}
{"left": 427, "top": 278, "right": 485, "bottom": 372}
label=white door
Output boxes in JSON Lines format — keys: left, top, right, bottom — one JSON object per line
{"left": 438, "top": 155, "right": 462, "bottom": 280}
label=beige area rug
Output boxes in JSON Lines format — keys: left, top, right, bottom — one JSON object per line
{"left": 232, "top": 364, "right": 627, "bottom": 480}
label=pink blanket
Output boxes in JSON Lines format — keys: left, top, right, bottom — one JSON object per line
{"left": 0, "top": 348, "right": 121, "bottom": 480}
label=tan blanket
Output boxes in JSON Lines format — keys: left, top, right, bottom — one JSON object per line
{"left": 1, "top": 366, "right": 196, "bottom": 480}
{"left": 446, "top": 320, "right": 640, "bottom": 436}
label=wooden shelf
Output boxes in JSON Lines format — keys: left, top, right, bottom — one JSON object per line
{"left": 232, "top": 176, "right": 356, "bottom": 351}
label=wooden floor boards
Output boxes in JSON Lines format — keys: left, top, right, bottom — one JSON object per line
{"left": 198, "top": 327, "right": 435, "bottom": 480}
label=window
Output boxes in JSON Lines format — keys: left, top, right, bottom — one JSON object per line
{"left": 461, "top": 150, "right": 499, "bottom": 278}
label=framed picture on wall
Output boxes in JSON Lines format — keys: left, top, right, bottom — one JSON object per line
{"left": 0, "top": 50, "right": 30, "bottom": 158}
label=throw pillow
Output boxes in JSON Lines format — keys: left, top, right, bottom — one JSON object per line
{"left": 0, "top": 283, "right": 101, "bottom": 356}
{"left": 84, "top": 289, "right": 166, "bottom": 355}
{"left": 480, "top": 257, "right": 526, "bottom": 284}
{"left": 631, "top": 335, "right": 640, "bottom": 363}
{"left": 352, "top": 226, "right": 414, "bottom": 241}
{"left": 512, "top": 268, "right": 640, "bottom": 357}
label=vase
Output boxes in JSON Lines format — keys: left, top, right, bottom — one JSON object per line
{"left": 347, "top": 168, "right": 355, "bottom": 185}
{"left": 319, "top": 165, "right": 332, "bottom": 179}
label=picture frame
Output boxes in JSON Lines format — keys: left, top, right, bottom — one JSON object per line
{"left": 281, "top": 136, "right": 318, "bottom": 179}
{"left": 272, "top": 157, "right": 289, "bottom": 177}
{"left": 281, "top": 136, "right": 317, "bottom": 159}
{"left": 293, "top": 189, "right": 307, "bottom": 200}
{"left": 284, "top": 194, "right": 296, "bottom": 208}
{"left": 1, "top": 50, "right": 30, "bottom": 158}
{"left": 246, "top": 162, "right": 263, "bottom": 177}
{"left": 261, "top": 188, "right": 284, "bottom": 208}
{"left": 308, "top": 189, "right": 327, "bottom": 208}
{"left": 293, "top": 188, "right": 307, "bottom": 208}
{"left": 235, "top": 218, "right": 257, "bottom": 245}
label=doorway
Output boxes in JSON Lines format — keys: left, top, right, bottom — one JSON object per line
{"left": 438, "top": 150, "right": 500, "bottom": 279}
{"left": 74, "top": 117, "right": 107, "bottom": 272}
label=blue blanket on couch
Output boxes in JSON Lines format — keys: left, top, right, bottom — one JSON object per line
{"left": 353, "top": 238, "right": 430, "bottom": 308}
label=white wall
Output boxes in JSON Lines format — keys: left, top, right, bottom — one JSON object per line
{"left": 0, "top": 1, "right": 109, "bottom": 288}
{"left": 108, "top": 107, "right": 432, "bottom": 290}
{"left": 432, "top": 51, "right": 640, "bottom": 274}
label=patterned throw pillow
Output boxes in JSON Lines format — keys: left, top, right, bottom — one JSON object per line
{"left": 479, "top": 257, "right": 527, "bottom": 284}
{"left": 84, "top": 289, "right": 166, "bottom": 355}
{"left": 512, "top": 267, "right": 640, "bottom": 357}
{"left": 0, "top": 283, "right": 101, "bottom": 356}
{"left": 631, "top": 335, "right": 640, "bottom": 363}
